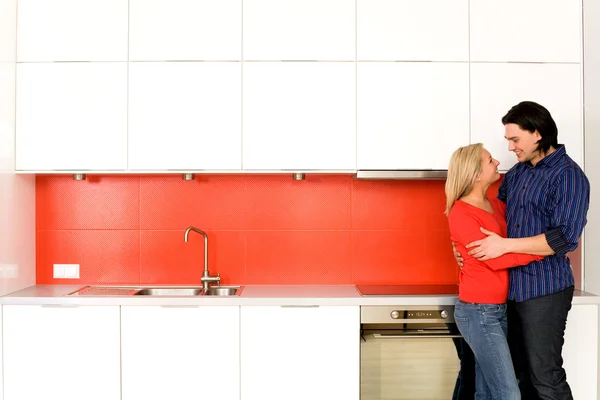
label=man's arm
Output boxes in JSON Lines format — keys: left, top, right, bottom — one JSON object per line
{"left": 450, "top": 213, "right": 543, "bottom": 269}
{"left": 467, "top": 229, "right": 554, "bottom": 260}
{"left": 545, "top": 169, "right": 590, "bottom": 255}
{"left": 469, "top": 168, "right": 590, "bottom": 260}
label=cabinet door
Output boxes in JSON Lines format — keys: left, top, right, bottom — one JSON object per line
{"left": 121, "top": 306, "right": 240, "bottom": 400}
{"left": 243, "top": 62, "right": 355, "bottom": 170}
{"left": 470, "top": 63, "right": 582, "bottom": 171}
{"left": 2, "top": 305, "right": 120, "bottom": 400}
{"left": 17, "top": 0, "right": 128, "bottom": 62}
{"left": 129, "top": 0, "right": 241, "bottom": 61}
{"left": 15, "top": 62, "right": 128, "bottom": 170}
{"left": 470, "top": 0, "right": 581, "bottom": 62}
{"left": 357, "top": 62, "right": 469, "bottom": 170}
{"left": 241, "top": 305, "right": 360, "bottom": 400}
{"left": 563, "top": 304, "right": 599, "bottom": 400}
{"left": 128, "top": 62, "right": 241, "bottom": 170}
{"left": 243, "top": 0, "right": 354, "bottom": 60}
{"left": 357, "top": 0, "right": 468, "bottom": 61}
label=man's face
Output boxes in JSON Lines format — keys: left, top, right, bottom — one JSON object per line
{"left": 504, "top": 123, "right": 542, "bottom": 164}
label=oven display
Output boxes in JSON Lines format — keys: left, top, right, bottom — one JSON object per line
{"left": 408, "top": 311, "right": 436, "bottom": 318}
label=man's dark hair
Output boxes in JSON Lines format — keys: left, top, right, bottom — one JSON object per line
{"left": 501, "top": 101, "right": 559, "bottom": 153}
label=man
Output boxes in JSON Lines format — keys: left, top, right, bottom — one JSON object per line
{"left": 457, "top": 101, "right": 590, "bottom": 400}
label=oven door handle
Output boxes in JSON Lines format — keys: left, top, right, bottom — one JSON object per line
{"left": 371, "top": 334, "right": 463, "bottom": 339}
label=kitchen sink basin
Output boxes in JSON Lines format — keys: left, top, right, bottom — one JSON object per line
{"left": 204, "top": 286, "right": 240, "bottom": 296}
{"left": 67, "top": 285, "right": 243, "bottom": 297}
{"left": 134, "top": 287, "right": 203, "bottom": 296}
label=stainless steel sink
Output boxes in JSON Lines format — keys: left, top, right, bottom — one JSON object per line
{"left": 67, "top": 285, "right": 243, "bottom": 297}
{"left": 134, "top": 287, "right": 203, "bottom": 296}
{"left": 204, "top": 286, "right": 240, "bottom": 296}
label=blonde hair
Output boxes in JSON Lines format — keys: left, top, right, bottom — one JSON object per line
{"left": 444, "top": 143, "right": 484, "bottom": 215}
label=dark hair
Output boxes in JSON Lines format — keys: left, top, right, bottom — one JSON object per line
{"left": 501, "top": 101, "right": 558, "bottom": 153}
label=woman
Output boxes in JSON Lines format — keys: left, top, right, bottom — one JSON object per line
{"left": 445, "top": 143, "right": 543, "bottom": 400}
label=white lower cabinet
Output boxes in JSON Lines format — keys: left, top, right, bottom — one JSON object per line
{"left": 121, "top": 305, "right": 240, "bottom": 400}
{"left": 2, "top": 305, "right": 120, "bottom": 400}
{"left": 240, "top": 305, "right": 360, "bottom": 400}
{"left": 563, "top": 304, "right": 599, "bottom": 400}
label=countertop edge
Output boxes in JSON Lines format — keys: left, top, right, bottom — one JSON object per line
{"left": 1, "top": 285, "right": 600, "bottom": 306}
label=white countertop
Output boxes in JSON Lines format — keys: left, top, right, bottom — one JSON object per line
{"left": 2, "top": 284, "right": 600, "bottom": 306}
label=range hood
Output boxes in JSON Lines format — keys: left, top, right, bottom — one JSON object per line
{"left": 355, "top": 170, "right": 447, "bottom": 180}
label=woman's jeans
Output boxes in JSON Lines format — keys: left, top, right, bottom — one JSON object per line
{"left": 454, "top": 300, "right": 520, "bottom": 400}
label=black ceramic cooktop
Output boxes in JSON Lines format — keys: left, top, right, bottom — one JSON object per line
{"left": 356, "top": 284, "right": 459, "bottom": 296}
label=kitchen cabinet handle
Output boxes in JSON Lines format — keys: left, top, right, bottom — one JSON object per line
{"left": 159, "top": 305, "right": 200, "bottom": 308}
{"left": 280, "top": 305, "right": 320, "bottom": 308}
{"left": 371, "top": 333, "right": 462, "bottom": 339}
{"left": 41, "top": 304, "right": 80, "bottom": 308}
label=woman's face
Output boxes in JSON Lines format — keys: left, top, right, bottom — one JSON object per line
{"left": 479, "top": 148, "right": 501, "bottom": 184}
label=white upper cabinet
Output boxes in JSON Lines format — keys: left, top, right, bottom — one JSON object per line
{"left": 357, "top": 62, "right": 469, "bottom": 170}
{"left": 128, "top": 62, "right": 241, "bottom": 170}
{"left": 357, "top": 0, "right": 468, "bottom": 61}
{"left": 16, "top": 62, "right": 128, "bottom": 170}
{"left": 243, "top": 0, "right": 355, "bottom": 60}
{"left": 3, "top": 305, "right": 121, "bottom": 400}
{"left": 241, "top": 306, "right": 360, "bottom": 400}
{"left": 17, "top": 0, "right": 128, "bottom": 62}
{"left": 121, "top": 306, "right": 240, "bottom": 400}
{"left": 470, "top": 63, "right": 582, "bottom": 171}
{"left": 470, "top": 0, "right": 582, "bottom": 62}
{"left": 243, "top": 62, "right": 355, "bottom": 170}
{"left": 129, "top": 0, "right": 241, "bottom": 61}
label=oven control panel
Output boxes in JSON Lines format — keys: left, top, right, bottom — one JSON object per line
{"left": 361, "top": 305, "right": 455, "bottom": 324}
{"left": 391, "top": 310, "right": 449, "bottom": 319}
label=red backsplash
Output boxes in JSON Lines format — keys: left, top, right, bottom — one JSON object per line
{"left": 36, "top": 174, "right": 499, "bottom": 286}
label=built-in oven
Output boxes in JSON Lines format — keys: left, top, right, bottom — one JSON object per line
{"left": 361, "top": 305, "right": 462, "bottom": 400}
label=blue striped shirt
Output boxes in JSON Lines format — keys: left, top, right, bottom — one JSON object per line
{"left": 498, "top": 145, "right": 590, "bottom": 302}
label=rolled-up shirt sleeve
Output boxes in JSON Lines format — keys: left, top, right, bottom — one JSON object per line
{"left": 546, "top": 169, "right": 590, "bottom": 256}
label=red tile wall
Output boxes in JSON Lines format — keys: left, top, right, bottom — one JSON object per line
{"left": 36, "top": 174, "right": 500, "bottom": 285}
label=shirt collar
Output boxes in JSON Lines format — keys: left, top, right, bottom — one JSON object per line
{"left": 526, "top": 144, "right": 565, "bottom": 169}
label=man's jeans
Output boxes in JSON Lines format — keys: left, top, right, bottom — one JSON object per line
{"left": 508, "top": 286, "right": 574, "bottom": 400}
{"left": 455, "top": 300, "right": 520, "bottom": 400}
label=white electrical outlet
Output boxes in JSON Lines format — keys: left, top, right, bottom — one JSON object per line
{"left": 0, "top": 264, "right": 18, "bottom": 279}
{"left": 53, "top": 264, "right": 80, "bottom": 279}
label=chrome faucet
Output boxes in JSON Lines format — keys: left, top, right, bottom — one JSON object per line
{"left": 184, "top": 226, "right": 220, "bottom": 292}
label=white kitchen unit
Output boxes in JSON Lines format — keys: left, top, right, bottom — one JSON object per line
{"left": 2, "top": 305, "right": 120, "bottom": 400}
{"left": 128, "top": 62, "right": 242, "bottom": 170}
{"left": 357, "top": 0, "right": 468, "bottom": 61}
{"left": 243, "top": 62, "right": 355, "bottom": 170}
{"left": 357, "top": 62, "right": 469, "bottom": 170}
{"left": 563, "top": 304, "right": 599, "bottom": 400}
{"left": 243, "top": 0, "right": 354, "bottom": 61}
{"left": 470, "top": 0, "right": 581, "bottom": 62}
{"left": 16, "top": 0, "right": 128, "bottom": 62}
{"left": 129, "top": 0, "right": 241, "bottom": 61}
{"left": 470, "top": 63, "right": 582, "bottom": 171}
{"left": 15, "top": 62, "right": 128, "bottom": 171}
{"left": 121, "top": 305, "right": 240, "bottom": 400}
{"left": 241, "top": 305, "right": 360, "bottom": 400}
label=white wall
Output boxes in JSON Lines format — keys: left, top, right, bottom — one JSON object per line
{"left": 584, "top": 0, "right": 600, "bottom": 295}
{"left": 0, "top": 0, "right": 35, "bottom": 297}
{"left": 582, "top": 0, "right": 600, "bottom": 394}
